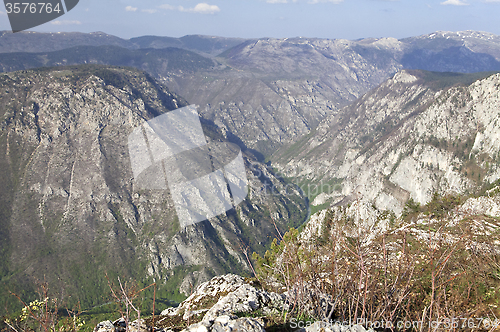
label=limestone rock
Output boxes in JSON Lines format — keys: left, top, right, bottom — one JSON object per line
{"left": 298, "top": 321, "right": 374, "bottom": 332}
{"left": 203, "top": 283, "right": 284, "bottom": 322}
{"left": 93, "top": 321, "right": 115, "bottom": 332}
{"left": 160, "top": 274, "right": 284, "bottom": 323}
{"left": 211, "top": 315, "right": 265, "bottom": 332}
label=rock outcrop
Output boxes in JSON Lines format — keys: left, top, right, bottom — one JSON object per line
{"left": 95, "top": 274, "right": 372, "bottom": 332}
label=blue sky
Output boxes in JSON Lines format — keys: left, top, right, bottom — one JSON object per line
{"left": 1, "top": 0, "right": 500, "bottom": 40}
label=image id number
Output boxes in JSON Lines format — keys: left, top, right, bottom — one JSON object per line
{"left": 5, "top": 2, "right": 62, "bottom": 14}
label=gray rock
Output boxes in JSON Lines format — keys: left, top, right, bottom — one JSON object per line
{"left": 298, "top": 321, "right": 372, "bottom": 332}
{"left": 160, "top": 274, "right": 284, "bottom": 323}
{"left": 128, "top": 319, "right": 149, "bottom": 332}
{"left": 202, "top": 283, "right": 284, "bottom": 322}
{"left": 211, "top": 315, "right": 266, "bottom": 332}
{"left": 179, "top": 320, "right": 212, "bottom": 332}
{"left": 93, "top": 320, "right": 115, "bottom": 332}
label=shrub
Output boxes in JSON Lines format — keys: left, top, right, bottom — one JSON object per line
{"left": 253, "top": 205, "right": 500, "bottom": 331}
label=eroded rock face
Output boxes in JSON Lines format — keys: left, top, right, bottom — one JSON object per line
{"left": 275, "top": 70, "right": 500, "bottom": 216}
{"left": 0, "top": 66, "right": 308, "bottom": 307}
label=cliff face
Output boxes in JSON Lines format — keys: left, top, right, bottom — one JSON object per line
{"left": 0, "top": 66, "right": 307, "bottom": 308}
{"left": 274, "top": 70, "right": 500, "bottom": 214}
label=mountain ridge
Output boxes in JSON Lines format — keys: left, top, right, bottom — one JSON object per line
{"left": 2, "top": 30, "right": 500, "bottom": 156}
{"left": 273, "top": 69, "right": 500, "bottom": 215}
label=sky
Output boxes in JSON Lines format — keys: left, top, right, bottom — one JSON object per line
{"left": 0, "top": 0, "right": 500, "bottom": 40}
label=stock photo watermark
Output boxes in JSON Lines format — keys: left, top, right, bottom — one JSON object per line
{"left": 248, "top": 161, "right": 342, "bottom": 200}
{"left": 289, "top": 317, "right": 500, "bottom": 330}
{"left": 3, "top": 0, "right": 79, "bottom": 32}
{"left": 128, "top": 105, "right": 248, "bottom": 228}
{"left": 127, "top": 105, "right": 340, "bottom": 227}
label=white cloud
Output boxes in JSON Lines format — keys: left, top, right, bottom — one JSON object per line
{"left": 159, "top": 3, "right": 220, "bottom": 14}
{"left": 142, "top": 9, "right": 158, "bottom": 14}
{"left": 189, "top": 3, "right": 221, "bottom": 13}
{"left": 50, "top": 20, "right": 82, "bottom": 25}
{"left": 267, "top": 0, "right": 289, "bottom": 3}
{"left": 125, "top": 5, "right": 138, "bottom": 11}
{"left": 440, "top": 0, "right": 469, "bottom": 5}
{"left": 0, "top": 10, "right": 5, "bottom": 15}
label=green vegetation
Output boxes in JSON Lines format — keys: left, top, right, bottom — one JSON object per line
{"left": 0, "top": 46, "right": 215, "bottom": 75}
{"left": 252, "top": 194, "right": 500, "bottom": 331}
{"left": 403, "top": 192, "right": 465, "bottom": 221}
{"left": 410, "top": 69, "right": 500, "bottom": 90}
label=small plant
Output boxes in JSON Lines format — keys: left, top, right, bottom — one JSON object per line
{"left": 105, "top": 274, "right": 156, "bottom": 332}
{"left": 253, "top": 196, "right": 500, "bottom": 331}
{"left": 3, "top": 280, "right": 85, "bottom": 332}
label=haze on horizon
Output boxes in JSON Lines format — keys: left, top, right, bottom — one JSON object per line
{"left": 0, "top": 0, "right": 500, "bottom": 41}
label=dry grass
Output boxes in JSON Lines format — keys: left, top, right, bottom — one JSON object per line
{"left": 253, "top": 202, "right": 500, "bottom": 331}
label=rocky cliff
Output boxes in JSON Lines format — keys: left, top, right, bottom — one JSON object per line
{"left": 274, "top": 70, "right": 500, "bottom": 215}
{"left": 0, "top": 65, "right": 308, "bottom": 310}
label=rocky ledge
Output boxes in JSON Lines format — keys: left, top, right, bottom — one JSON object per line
{"left": 93, "top": 274, "right": 373, "bottom": 332}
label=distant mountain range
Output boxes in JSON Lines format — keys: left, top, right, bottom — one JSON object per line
{"left": 0, "top": 31, "right": 245, "bottom": 56}
{"left": 2, "top": 30, "right": 500, "bottom": 156}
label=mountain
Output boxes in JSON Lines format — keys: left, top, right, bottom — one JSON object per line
{"left": 129, "top": 35, "right": 246, "bottom": 57}
{"left": 2, "top": 31, "right": 500, "bottom": 157}
{"left": 0, "top": 65, "right": 308, "bottom": 312}
{"left": 168, "top": 36, "right": 403, "bottom": 155}
{"left": 0, "top": 31, "right": 130, "bottom": 53}
{"left": 2, "top": 29, "right": 500, "bottom": 312}
{"left": 401, "top": 31, "right": 500, "bottom": 72}
{"left": 0, "top": 46, "right": 216, "bottom": 75}
{"left": 273, "top": 69, "right": 500, "bottom": 214}
{"left": 0, "top": 31, "right": 244, "bottom": 56}
{"left": 151, "top": 31, "right": 500, "bottom": 155}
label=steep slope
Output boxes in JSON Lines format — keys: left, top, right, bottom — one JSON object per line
{"left": 274, "top": 70, "right": 500, "bottom": 214}
{"left": 0, "top": 65, "right": 307, "bottom": 312}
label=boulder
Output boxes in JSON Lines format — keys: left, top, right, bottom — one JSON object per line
{"left": 160, "top": 274, "right": 284, "bottom": 323}
{"left": 202, "top": 283, "right": 284, "bottom": 322}
{"left": 93, "top": 320, "right": 115, "bottom": 332}
{"left": 211, "top": 315, "right": 266, "bottom": 332}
